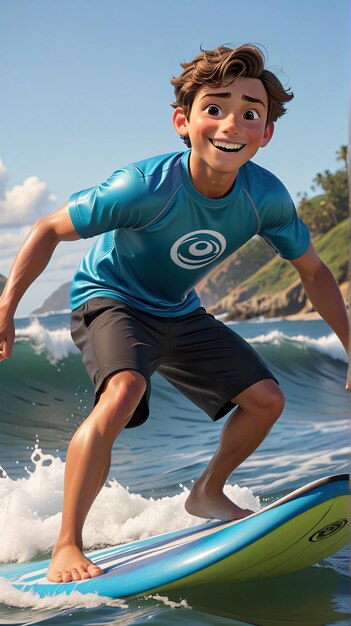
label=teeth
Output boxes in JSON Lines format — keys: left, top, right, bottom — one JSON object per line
{"left": 211, "top": 140, "right": 244, "bottom": 150}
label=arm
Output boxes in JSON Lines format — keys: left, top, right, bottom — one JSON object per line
{"left": 0, "top": 205, "right": 80, "bottom": 359}
{"left": 290, "top": 242, "right": 350, "bottom": 389}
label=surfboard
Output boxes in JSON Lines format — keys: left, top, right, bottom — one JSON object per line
{"left": 1, "top": 473, "right": 349, "bottom": 599}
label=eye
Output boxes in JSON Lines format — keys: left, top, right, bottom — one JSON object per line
{"left": 204, "top": 104, "right": 223, "bottom": 116}
{"left": 243, "top": 109, "right": 260, "bottom": 120}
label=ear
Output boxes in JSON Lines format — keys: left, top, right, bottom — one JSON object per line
{"left": 172, "top": 107, "right": 189, "bottom": 139}
{"left": 260, "top": 122, "right": 274, "bottom": 147}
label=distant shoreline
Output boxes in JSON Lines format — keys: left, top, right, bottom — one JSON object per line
{"left": 283, "top": 311, "right": 322, "bottom": 321}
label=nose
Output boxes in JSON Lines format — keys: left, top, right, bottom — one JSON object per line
{"left": 221, "top": 113, "right": 240, "bottom": 134}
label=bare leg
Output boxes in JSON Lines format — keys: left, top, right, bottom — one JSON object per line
{"left": 96, "top": 452, "right": 112, "bottom": 494}
{"left": 47, "top": 370, "right": 146, "bottom": 583}
{"left": 185, "top": 380, "right": 285, "bottom": 521}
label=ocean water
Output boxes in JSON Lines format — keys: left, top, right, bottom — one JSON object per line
{"left": 0, "top": 313, "right": 350, "bottom": 626}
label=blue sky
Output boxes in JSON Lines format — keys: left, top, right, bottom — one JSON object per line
{"left": 0, "top": 0, "right": 349, "bottom": 316}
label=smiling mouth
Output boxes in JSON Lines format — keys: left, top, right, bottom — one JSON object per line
{"left": 209, "top": 139, "right": 245, "bottom": 153}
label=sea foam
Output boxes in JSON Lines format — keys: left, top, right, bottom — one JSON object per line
{"left": 0, "top": 577, "right": 128, "bottom": 610}
{"left": 0, "top": 579, "right": 192, "bottom": 613}
{"left": 0, "top": 448, "right": 260, "bottom": 563}
{"left": 250, "top": 330, "right": 348, "bottom": 363}
{"left": 16, "top": 319, "right": 78, "bottom": 363}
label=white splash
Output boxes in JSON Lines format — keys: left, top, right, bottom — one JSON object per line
{"left": 16, "top": 318, "right": 78, "bottom": 363}
{"left": 145, "top": 594, "right": 191, "bottom": 609}
{"left": 0, "top": 577, "right": 128, "bottom": 609}
{"left": 250, "top": 329, "right": 348, "bottom": 363}
{"left": 0, "top": 449, "right": 260, "bottom": 563}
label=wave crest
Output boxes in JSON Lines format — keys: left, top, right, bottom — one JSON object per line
{"left": 16, "top": 319, "right": 78, "bottom": 363}
{"left": 250, "top": 330, "right": 347, "bottom": 363}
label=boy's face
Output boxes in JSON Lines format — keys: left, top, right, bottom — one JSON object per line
{"left": 173, "top": 75, "right": 274, "bottom": 181}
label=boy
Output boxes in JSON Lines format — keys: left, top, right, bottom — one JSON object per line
{"left": 0, "top": 44, "right": 349, "bottom": 584}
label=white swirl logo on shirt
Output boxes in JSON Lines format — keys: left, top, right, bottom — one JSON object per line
{"left": 170, "top": 230, "right": 227, "bottom": 270}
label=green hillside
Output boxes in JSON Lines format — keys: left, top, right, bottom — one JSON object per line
{"left": 240, "top": 218, "right": 350, "bottom": 297}
{"left": 196, "top": 237, "right": 275, "bottom": 308}
{"left": 210, "top": 218, "right": 349, "bottom": 319}
{"left": 312, "top": 219, "right": 350, "bottom": 283}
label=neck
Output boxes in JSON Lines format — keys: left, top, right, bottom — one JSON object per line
{"left": 188, "top": 153, "right": 238, "bottom": 199}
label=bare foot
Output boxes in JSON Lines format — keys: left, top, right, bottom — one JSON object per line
{"left": 47, "top": 544, "right": 104, "bottom": 583}
{"left": 185, "top": 483, "right": 254, "bottom": 521}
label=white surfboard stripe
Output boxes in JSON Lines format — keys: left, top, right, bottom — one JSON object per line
{"left": 17, "top": 522, "right": 222, "bottom": 586}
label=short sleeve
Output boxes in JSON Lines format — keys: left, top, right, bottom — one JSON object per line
{"left": 259, "top": 187, "right": 310, "bottom": 260}
{"left": 68, "top": 167, "right": 147, "bottom": 238}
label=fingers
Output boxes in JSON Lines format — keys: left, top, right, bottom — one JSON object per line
{"left": 0, "top": 336, "right": 13, "bottom": 360}
{"left": 0, "top": 314, "right": 15, "bottom": 360}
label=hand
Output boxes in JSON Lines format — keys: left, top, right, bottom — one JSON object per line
{"left": 0, "top": 307, "right": 15, "bottom": 361}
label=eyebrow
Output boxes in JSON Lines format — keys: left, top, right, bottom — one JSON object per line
{"left": 199, "top": 91, "right": 266, "bottom": 109}
{"left": 241, "top": 94, "right": 266, "bottom": 109}
{"left": 199, "top": 92, "right": 232, "bottom": 100}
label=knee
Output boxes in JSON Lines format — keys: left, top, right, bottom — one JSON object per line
{"left": 235, "top": 380, "right": 285, "bottom": 423}
{"left": 105, "top": 370, "right": 146, "bottom": 398}
{"left": 264, "top": 384, "right": 285, "bottom": 421}
{"left": 98, "top": 370, "right": 147, "bottom": 427}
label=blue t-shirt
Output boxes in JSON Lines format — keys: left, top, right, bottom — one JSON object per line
{"left": 68, "top": 150, "right": 310, "bottom": 316}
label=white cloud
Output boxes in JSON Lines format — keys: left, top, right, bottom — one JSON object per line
{"left": 0, "top": 226, "right": 31, "bottom": 259}
{"left": 39, "top": 239, "right": 96, "bottom": 276}
{"left": 0, "top": 159, "right": 57, "bottom": 227}
{"left": 52, "top": 252, "right": 84, "bottom": 271}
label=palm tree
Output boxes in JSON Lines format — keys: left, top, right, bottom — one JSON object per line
{"left": 336, "top": 145, "right": 348, "bottom": 170}
{"left": 313, "top": 171, "right": 338, "bottom": 227}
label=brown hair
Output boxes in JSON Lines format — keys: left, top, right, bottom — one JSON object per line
{"left": 171, "top": 44, "right": 293, "bottom": 126}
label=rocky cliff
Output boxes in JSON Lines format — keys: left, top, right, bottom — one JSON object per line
{"left": 32, "top": 282, "right": 71, "bottom": 315}
{"left": 208, "top": 218, "right": 350, "bottom": 320}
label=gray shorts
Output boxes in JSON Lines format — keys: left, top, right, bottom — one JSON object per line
{"left": 71, "top": 297, "right": 277, "bottom": 428}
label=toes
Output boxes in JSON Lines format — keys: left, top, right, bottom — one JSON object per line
{"left": 52, "top": 572, "right": 63, "bottom": 583}
{"left": 47, "top": 560, "right": 103, "bottom": 584}
{"left": 88, "top": 564, "right": 104, "bottom": 578}
{"left": 77, "top": 565, "right": 91, "bottom": 580}
{"left": 47, "top": 569, "right": 64, "bottom": 583}
{"left": 70, "top": 567, "right": 82, "bottom": 581}
{"left": 62, "top": 570, "right": 74, "bottom": 583}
